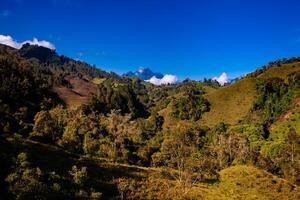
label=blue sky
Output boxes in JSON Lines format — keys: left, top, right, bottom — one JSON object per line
{"left": 1, "top": 0, "right": 300, "bottom": 80}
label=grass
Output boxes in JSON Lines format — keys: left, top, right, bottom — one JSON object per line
{"left": 199, "top": 78, "right": 257, "bottom": 127}
{"left": 92, "top": 78, "right": 106, "bottom": 85}
{"left": 258, "top": 62, "right": 300, "bottom": 81}
{"left": 200, "top": 165, "right": 300, "bottom": 200}
{"left": 198, "top": 63, "right": 300, "bottom": 128}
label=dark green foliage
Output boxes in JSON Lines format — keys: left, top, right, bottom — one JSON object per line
{"left": 5, "top": 153, "right": 50, "bottom": 200}
{"left": 171, "top": 94, "right": 210, "bottom": 121}
{"left": 174, "top": 80, "right": 205, "bottom": 95}
{"left": 0, "top": 47, "right": 60, "bottom": 134}
{"left": 89, "top": 78, "right": 148, "bottom": 118}
{"left": 253, "top": 77, "right": 295, "bottom": 122}
{"left": 19, "top": 44, "right": 114, "bottom": 80}
{"left": 69, "top": 165, "right": 88, "bottom": 186}
{"left": 19, "top": 43, "right": 58, "bottom": 63}
{"left": 123, "top": 77, "right": 151, "bottom": 107}
{"left": 203, "top": 78, "right": 221, "bottom": 88}
{"left": 3, "top": 151, "right": 102, "bottom": 199}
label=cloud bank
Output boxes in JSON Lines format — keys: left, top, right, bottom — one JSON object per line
{"left": 146, "top": 74, "right": 178, "bottom": 85}
{"left": 0, "top": 34, "right": 55, "bottom": 50}
{"left": 212, "top": 72, "right": 229, "bottom": 86}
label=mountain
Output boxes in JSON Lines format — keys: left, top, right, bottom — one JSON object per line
{"left": 19, "top": 43, "right": 58, "bottom": 63}
{"left": 123, "top": 67, "right": 164, "bottom": 80}
{"left": 0, "top": 43, "right": 300, "bottom": 199}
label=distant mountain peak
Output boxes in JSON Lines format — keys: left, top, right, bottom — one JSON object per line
{"left": 137, "top": 67, "right": 146, "bottom": 73}
{"left": 123, "top": 67, "right": 164, "bottom": 80}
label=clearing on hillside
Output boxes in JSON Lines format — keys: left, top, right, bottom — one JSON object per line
{"left": 199, "top": 78, "right": 257, "bottom": 127}
{"left": 53, "top": 75, "right": 98, "bottom": 109}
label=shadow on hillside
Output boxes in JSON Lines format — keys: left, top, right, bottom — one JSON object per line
{"left": 1, "top": 135, "right": 147, "bottom": 199}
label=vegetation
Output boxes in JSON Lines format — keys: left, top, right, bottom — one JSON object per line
{"left": 253, "top": 71, "right": 300, "bottom": 123}
{"left": 171, "top": 94, "right": 210, "bottom": 121}
{"left": 200, "top": 78, "right": 257, "bottom": 127}
{"left": 1, "top": 43, "right": 300, "bottom": 199}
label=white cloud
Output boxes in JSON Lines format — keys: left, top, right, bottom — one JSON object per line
{"left": 0, "top": 34, "right": 55, "bottom": 50}
{"left": 0, "top": 35, "right": 21, "bottom": 48}
{"left": 212, "top": 72, "right": 229, "bottom": 86}
{"left": 146, "top": 74, "right": 178, "bottom": 85}
{"left": 22, "top": 38, "right": 55, "bottom": 50}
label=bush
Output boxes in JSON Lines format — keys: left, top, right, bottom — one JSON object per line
{"left": 253, "top": 77, "right": 295, "bottom": 122}
{"left": 69, "top": 165, "right": 88, "bottom": 186}
{"left": 171, "top": 94, "right": 210, "bottom": 121}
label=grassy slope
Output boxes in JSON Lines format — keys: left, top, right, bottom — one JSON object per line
{"left": 199, "top": 165, "right": 300, "bottom": 200}
{"left": 199, "top": 78, "right": 257, "bottom": 127}
{"left": 260, "top": 63, "right": 300, "bottom": 154}
{"left": 258, "top": 62, "right": 300, "bottom": 81}
{"left": 198, "top": 63, "right": 300, "bottom": 128}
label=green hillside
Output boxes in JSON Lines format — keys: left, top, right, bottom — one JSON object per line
{"left": 200, "top": 78, "right": 257, "bottom": 127}
{"left": 198, "top": 62, "right": 300, "bottom": 127}
{"left": 203, "top": 165, "right": 300, "bottom": 200}
{"left": 1, "top": 44, "right": 300, "bottom": 199}
{"left": 258, "top": 62, "right": 300, "bottom": 80}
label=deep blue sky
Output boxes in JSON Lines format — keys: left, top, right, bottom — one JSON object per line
{"left": 1, "top": 0, "right": 300, "bottom": 79}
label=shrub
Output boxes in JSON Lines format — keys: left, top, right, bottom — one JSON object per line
{"left": 171, "top": 94, "right": 210, "bottom": 121}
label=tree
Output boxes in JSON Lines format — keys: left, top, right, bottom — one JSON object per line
{"left": 278, "top": 128, "right": 300, "bottom": 183}
{"left": 253, "top": 77, "right": 294, "bottom": 122}
{"left": 5, "top": 153, "right": 49, "bottom": 199}
{"left": 31, "top": 106, "right": 67, "bottom": 143}
{"left": 208, "top": 131, "right": 253, "bottom": 169}
{"left": 151, "top": 125, "right": 205, "bottom": 196}
{"left": 171, "top": 94, "right": 210, "bottom": 121}
{"left": 69, "top": 165, "right": 88, "bottom": 186}
{"left": 31, "top": 111, "right": 57, "bottom": 142}
{"left": 89, "top": 78, "right": 147, "bottom": 118}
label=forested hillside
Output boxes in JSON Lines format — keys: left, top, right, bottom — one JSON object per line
{"left": 0, "top": 44, "right": 300, "bottom": 199}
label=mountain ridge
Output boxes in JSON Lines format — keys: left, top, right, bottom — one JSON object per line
{"left": 123, "top": 67, "right": 164, "bottom": 80}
